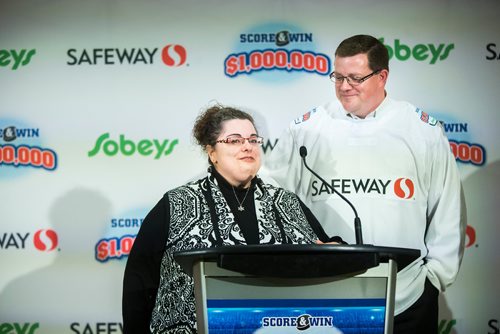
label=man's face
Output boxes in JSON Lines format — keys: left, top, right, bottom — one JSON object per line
{"left": 333, "top": 53, "right": 387, "bottom": 118}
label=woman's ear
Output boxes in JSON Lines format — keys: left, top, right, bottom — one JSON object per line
{"left": 206, "top": 145, "right": 217, "bottom": 164}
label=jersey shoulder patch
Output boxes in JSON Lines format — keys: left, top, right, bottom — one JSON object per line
{"left": 415, "top": 108, "right": 439, "bottom": 126}
{"left": 294, "top": 107, "right": 318, "bottom": 125}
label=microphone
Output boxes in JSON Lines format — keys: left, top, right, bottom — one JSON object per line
{"left": 299, "top": 146, "right": 363, "bottom": 245}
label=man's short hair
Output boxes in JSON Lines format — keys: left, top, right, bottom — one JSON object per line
{"left": 335, "top": 35, "right": 389, "bottom": 71}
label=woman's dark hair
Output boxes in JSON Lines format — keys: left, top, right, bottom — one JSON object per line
{"left": 193, "top": 104, "right": 256, "bottom": 151}
{"left": 335, "top": 34, "right": 389, "bottom": 72}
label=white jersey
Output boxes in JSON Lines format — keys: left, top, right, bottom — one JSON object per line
{"left": 262, "top": 97, "right": 466, "bottom": 315}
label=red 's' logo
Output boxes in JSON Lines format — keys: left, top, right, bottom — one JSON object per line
{"left": 161, "top": 44, "right": 187, "bottom": 66}
{"left": 394, "top": 178, "right": 415, "bottom": 199}
{"left": 33, "top": 229, "right": 58, "bottom": 251}
{"left": 465, "top": 225, "right": 476, "bottom": 248}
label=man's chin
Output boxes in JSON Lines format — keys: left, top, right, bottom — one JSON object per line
{"left": 341, "top": 101, "right": 359, "bottom": 114}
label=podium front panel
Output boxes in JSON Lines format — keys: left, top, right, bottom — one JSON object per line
{"left": 193, "top": 260, "right": 396, "bottom": 334}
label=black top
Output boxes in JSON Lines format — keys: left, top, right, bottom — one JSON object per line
{"left": 211, "top": 168, "right": 260, "bottom": 244}
{"left": 122, "top": 170, "right": 343, "bottom": 333}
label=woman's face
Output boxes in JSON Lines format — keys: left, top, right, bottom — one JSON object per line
{"left": 207, "top": 119, "right": 261, "bottom": 188}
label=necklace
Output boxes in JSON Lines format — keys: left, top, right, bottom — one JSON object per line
{"left": 232, "top": 185, "right": 251, "bottom": 211}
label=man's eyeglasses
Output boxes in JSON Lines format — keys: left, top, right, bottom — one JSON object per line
{"left": 329, "top": 69, "right": 381, "bottom": 86}
{"left": 216, "top": 135, "right": 264, "bottom": 146}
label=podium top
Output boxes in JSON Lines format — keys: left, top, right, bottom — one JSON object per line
{"left": 175, "top": 244, "right": 420, "bottom": 278}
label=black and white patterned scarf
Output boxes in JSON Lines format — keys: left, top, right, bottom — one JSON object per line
{"left": 150, "top": 172, "right": 318, "bottom": 333}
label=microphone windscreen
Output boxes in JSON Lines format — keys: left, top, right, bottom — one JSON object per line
{"left": 299, "top": 146, "right": 308, "bottom": 158}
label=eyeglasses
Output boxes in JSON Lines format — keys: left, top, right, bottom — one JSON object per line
{"left": 329, "top": 69, "right": 381, "bottom": 86}
{"left": 216, "top": 135, "right": 264, "bottom": 146}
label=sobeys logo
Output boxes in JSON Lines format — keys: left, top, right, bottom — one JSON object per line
{"left": 379, "top": 38, "right": 454, "bottom": 64}
{"left": 0, "top": 323, "right": 39, "bottom": 334}
{"left": 88, "top": 133, "right": 178, "bottom": 159}
{"left": 0, "top": 49, "right": 36, "bottom": 70}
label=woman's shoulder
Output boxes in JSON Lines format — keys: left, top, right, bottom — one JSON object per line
{"left": 164, "top": 176, "right": 207, "bottom": 197}
{"left": 259, "top": 180, "right": 297, "bottom": 198}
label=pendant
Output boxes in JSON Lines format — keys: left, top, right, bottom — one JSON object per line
{"left": 238, "top": 205, "right": 244, "bottom": 211}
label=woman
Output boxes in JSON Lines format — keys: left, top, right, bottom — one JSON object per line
{"left": 122, "top": 105, "right": 341, "bottom": 333}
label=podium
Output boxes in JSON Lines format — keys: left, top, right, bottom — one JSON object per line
{"left": 175, "top": 244, "right": 419, "bottom": 334}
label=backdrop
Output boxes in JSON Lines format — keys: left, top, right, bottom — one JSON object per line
{"left": 1, "top": 0, "right": 499, "bottom": 333}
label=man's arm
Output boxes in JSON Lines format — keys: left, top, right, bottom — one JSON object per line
{"left": 424, "top": 132, "right": 467, "bottom": 291}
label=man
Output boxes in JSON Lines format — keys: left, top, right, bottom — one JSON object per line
{"left": 263, "top": 34, "right": 466, "bottom": 333}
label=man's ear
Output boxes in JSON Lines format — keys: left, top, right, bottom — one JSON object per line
{"left": 379, "top": 69, "right": 389, "bottom": 85}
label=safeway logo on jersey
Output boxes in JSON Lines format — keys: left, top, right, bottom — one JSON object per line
{"left": 311, "top": 177, "right": 416, "bottom": 200}
{"left": 394, "top": 178, "right": 415, "bottom": 199}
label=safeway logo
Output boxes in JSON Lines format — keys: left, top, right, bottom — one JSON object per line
{"left": 311, "top": 177, "right": 416, "bottom": 200}
{"left": 394, "top": 178, "right": 415, "bottom": 199}
{"left": 0, "top": 229, "right": 58, "bottom": 251}
{"left": 465, "top": 225, "right": 476, "bottom": 248}
{"left": 162, "top": 44, "right": 187, "bottom": 66}
{"left": 66, "top": 44, "right": 188, "bottom": 67}
{"left": 33, "top": 229, "right": 58, "bottom": 251}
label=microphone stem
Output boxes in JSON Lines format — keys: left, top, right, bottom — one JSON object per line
{"left": 302, "top": 159, "right": 359, "bottom": 217}
{"left": 302, "top": 157, "right": 363, "bottom": 245}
